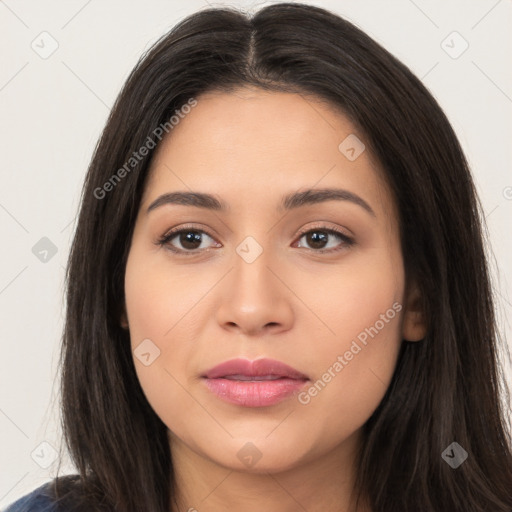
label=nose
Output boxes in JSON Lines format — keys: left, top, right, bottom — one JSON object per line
{"left": 215, "top": 249, "right": 294, "bottom": 337}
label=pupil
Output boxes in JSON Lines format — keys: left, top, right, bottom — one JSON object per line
{"left": 308, "top": 231, "right": 327, "bottom": 248}
{"left": 181, "top": 231, "right": 201, "bottom": 249}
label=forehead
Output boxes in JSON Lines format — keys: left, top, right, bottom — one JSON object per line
{"left": 142, "top": 87, "right": 394, "bottom": 219}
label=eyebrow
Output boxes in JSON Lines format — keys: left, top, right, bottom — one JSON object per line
{"left": 146, "top": 188, "right": 376, "bottom": 217}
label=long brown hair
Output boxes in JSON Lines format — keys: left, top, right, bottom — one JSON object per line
{"left": 48, "top": 3, "right": 512, "bottom": 511}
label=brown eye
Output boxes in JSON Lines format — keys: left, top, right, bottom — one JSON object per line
{"left": 303, "top": 231, "right": 329, "bottom": 249}
{"left": 174, "top": 230, "right": 204, "bottom": 250}
{"left": 157, "top": 227, "right": 219, "bottom": 254}
{"left": 295, "top": 228, "right": 354, "bottom": 253}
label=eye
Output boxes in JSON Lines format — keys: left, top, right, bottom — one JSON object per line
{"left": 156, "top": 224, "right": 219, "bottom": 254}
{"left": 156, "top": 223, "right": 354, "bottom": 255}
{"left": 294, "top": 226, "right": 354, "bottom": 253}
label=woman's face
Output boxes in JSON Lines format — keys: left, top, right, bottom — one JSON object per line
{"left": 123, "top": 87, "right": 424, "bottom": 475}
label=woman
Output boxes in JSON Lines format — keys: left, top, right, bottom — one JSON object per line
{"left": 5, "top": 2, "right": 512, "bottom": 511}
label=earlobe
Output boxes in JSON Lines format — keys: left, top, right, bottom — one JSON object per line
{"left": 401, "top": 282, "right": 427, "bottom": 342}
{"left": 120, "top": 306, "right": 129, "bottom": 330}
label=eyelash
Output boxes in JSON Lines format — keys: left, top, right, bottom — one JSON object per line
{"left": 155, "top": 223, "right": 355, "bottom": 256}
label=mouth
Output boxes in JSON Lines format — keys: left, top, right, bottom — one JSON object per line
{"left": 222, "top": 375, "right": 292, "bottom": 381}
{"left": 202, "top": 357, "right": 309, "bottom": 380}
{"left": 201, "top": 358, "right": 309, "bottom": 407}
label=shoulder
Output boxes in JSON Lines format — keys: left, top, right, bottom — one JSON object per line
{"left": 2, "top": 481, "right": 59, "bottom": 512}
{"left": 2, "top": 475, "right": 85, "bottom": 512}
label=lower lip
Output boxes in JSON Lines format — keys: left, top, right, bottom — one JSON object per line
{"left": 203, "top": 377, "right": 308, "bottom": 407}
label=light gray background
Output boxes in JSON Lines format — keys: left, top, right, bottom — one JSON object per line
{"left": 1, "top": 0, "right": 511, "bottom": 507}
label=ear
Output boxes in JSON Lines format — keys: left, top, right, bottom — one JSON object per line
{"left": 401, "top": 281, "right": 427, "bottom": 342}
{"left": 120, "top": 303, "right": 129, "bottom": 330}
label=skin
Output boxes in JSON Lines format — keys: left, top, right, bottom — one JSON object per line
{"left": 121, "top": 87, "right": 426, "bottom": 512}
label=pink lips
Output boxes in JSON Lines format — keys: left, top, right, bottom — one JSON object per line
{"left": 202, "top": 358, "right": 309, "bottom": 407}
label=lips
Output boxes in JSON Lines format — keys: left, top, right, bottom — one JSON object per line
{"left": 202, "top": 357, "right": 309, "bottom": 381}
{"left": 201, "top": 358, "right": 309, "bottom": 407}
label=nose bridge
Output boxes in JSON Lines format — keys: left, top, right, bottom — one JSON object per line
{"left": 231, "top": 233, "right": 277, "bottom": 305}
{"left": 214, "top": 232, "right": 293, "bottom": 335}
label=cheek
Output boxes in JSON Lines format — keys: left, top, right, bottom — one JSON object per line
{"left": 294, "top": 249, "right": 404, "bottom": 428}
{"left": 298, "top": 247, "right": 404, "bottom": 350}
{"left": 124, "top": 250, "right": 203, "bottom": 427}
{"left": 123, "top": 243, "right": 224, "bottom": 403}
{"left": 124, "top": 245, "right": 205, "bottom": 345}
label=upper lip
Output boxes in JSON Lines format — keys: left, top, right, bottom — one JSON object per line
{"left": 203, "top": 358, "right": 309, "bottom": 380}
